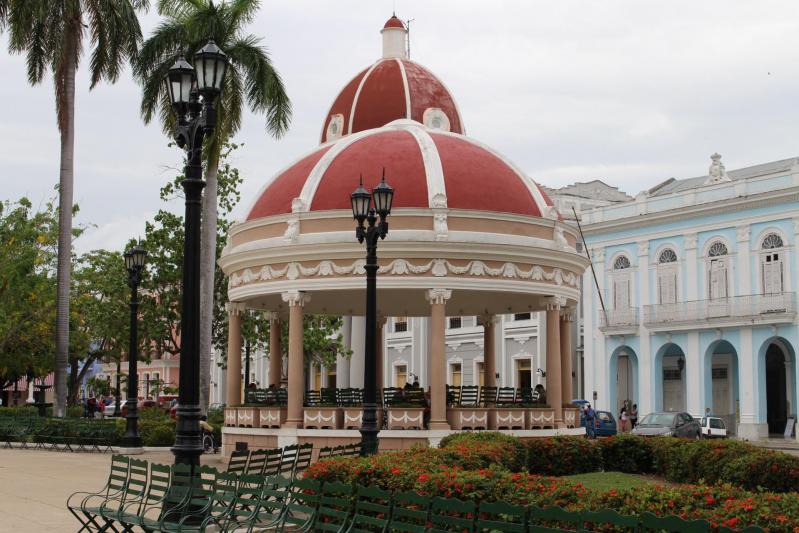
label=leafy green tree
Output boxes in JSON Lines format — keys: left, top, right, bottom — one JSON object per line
{"left": 68, "top": 249, "right": 131, "bottom": 404}
{"left": 135, "top": 0, "right": 291, "bottom": 411}
{"left": 2, "top": 0, "right": 150, "bottom": 416}
{"left": 0, "top": 197, "right": 59, "bottom": 389}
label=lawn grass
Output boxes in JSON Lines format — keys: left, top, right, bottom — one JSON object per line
{"left": 564, "top": 471, "right": 656, "bottom": 492}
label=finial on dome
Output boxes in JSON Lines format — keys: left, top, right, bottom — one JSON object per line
{"left": 381, "top": 14, "right": 408, "bottom": 60}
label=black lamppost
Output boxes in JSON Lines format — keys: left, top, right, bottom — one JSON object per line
{"left": 351, "top": 170, "right": 394, "bottom": 456}
{"left": 115, "top": 360, "right": 122, "bottom": 417}
{"left": 121, "top": 245, "right": 147, "bottom": 448}
{"left": 165, "top": 40, "right": 228, "bottom": 466}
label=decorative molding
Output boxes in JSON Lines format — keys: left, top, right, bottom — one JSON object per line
{"left": 281, "top": 290, "right": 310, "bottom": 307}
{"left": 225, "top": 302, "right": 247, "bottom": 315}
{"left": 431, "top": 193, "right": 448, "bottom": 208}
{"left": 480, "top": 313, "right": 499, "bottom": 326}
{"left": 283, "top": 218, "right": 300, "bottom": 242}
{"left": 793, "top": 217, "right": 799, "bottom": 235}
{"left": 684, "top": 233, "right": 698, "bottom": 250}
{"left": 433, "top": 212, "right": 449, "bottom": 241}
{"left": 736, "top": 225, "right": 750, "bottom": 242}
{"left": 426, "top": 288, "right": 452, "bottom": 305}
{"left": 554, "top": 226, "right": 569, "bottom": 250}
{"left": 592, "top": 248, "right": 605, "bottom": 263}
{"left": 291, "top": 198, "right": 306, "bottom": 213}
{"left": 546, "top": 295, "right": 566, "bottom": 311}
{"left": 230, "top": 259, "right": 580, "bottom": 288}
{"left": 637, "top": 241, "right": 649, "bottom": 257}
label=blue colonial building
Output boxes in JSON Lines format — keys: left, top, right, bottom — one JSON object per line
{"left": 581, "top": 154, "right": 799, "bottom": 440}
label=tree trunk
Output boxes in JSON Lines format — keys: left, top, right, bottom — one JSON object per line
{"left": 199, "top": 151, "right": 220, "bottom": 413}
{"left": 68, "top": 357, "right": 79, "bottom": 405}
{"left": 53, "top": 47, "right": 77, "bottom": 418}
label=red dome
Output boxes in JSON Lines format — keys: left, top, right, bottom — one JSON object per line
{"left": 320, "top": 59, "right": 464, "bottom": 143}
{"left": 248, "top": 121, "right": 553, "bottom": 221}
{"left": 384, "top": 15, "right": 405, "bottom": 29}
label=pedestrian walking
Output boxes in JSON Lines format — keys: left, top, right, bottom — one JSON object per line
{"left": 619, "top": 406, "right": 629, "bottom": 432}
{"left": 585, "top": 403, "right": 596, "bottom": 439}
{"left": 630, "top": 403, "right": 638, "bottom": 428}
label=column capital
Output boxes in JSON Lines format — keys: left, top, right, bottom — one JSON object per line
{"left": 560, "top": 308, "right": 576, "bottom": 321}
{"left": 264, "top": 311, "right": 282, "bottom": 321}
{"left": 546, "top": 295, "right": 566, "bottom": 311}
{"left": 637, "top": 241, "right": 649, "bottom": 257}
{"left": 792, "top": 217, "right": 799, "bottom": 235}
{"left": 225, "top": 302, "right": 247, "bottom": 316}
{"left": 377, "top": 315, "right": 388, "bottom": 327}
{"left": 480, "top": 313, "right": 499, "bottom": 326}
{"left": 684, "top": 232, "right": 698, "bottom": 250}
{"left": 281, "top": 290, "right": 311, "bottom": 307}
{"left": 736, "top": 225, "right": 750, "bottom": 243}
{"left": 425, "top": 288, "right": 452, "bottom": 305}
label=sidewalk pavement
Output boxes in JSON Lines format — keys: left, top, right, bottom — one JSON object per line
{"left": 0, "top": 449, "right": 225, "bottom": 533}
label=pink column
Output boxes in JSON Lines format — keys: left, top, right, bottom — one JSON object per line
{"left": 545, "top": 297, "right": 564, "bottom": 427}
{"left": 482, "top": 315, "right": 497, "bottom": 388}
{"left": 560, "top": 310, "right": 574, "bottom": 405}
{"left": 224, "top": 303, "right": 245, "bottom": 406}
{"left": 427, "top": 289, "right": 452, "bottom": 430}
{"left": 268, "top": 313, "right": 283, "bottom": 387}
{"left": 282, "top": 291, "right": 310, "bottom": 428}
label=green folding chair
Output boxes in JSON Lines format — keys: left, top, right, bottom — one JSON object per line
{"left": 428, "top": 496, "right": 477, "bottom": 533}
{"left": 580, "top": 509, "right": 639, "bottom": 532}
{"left": 67, "top": 455, "right": 130, "bottom": 533}
{"left": 313, "top": 481, "right": 355, "bottom": 532}
{"left": 344, "top": 484, "right": 392, "bottom": 533}
{"left": 386, "top": 490, "right": 430, "bottom": 533}
{"left": 477, "top": 501, "right": 527, "bottom": 533}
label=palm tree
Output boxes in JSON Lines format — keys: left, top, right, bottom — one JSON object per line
{"left": 2, "top": 0, "right": 149, "bottom": 417}
{"left": 136, "top": 0, "right": 291, "bottom": 412}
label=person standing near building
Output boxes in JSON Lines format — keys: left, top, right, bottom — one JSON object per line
{"left": 585, "top": 403, "right": 596, "bottom": 439}
{"left": 630, "top": 403, "right": 638, "bottom": 429}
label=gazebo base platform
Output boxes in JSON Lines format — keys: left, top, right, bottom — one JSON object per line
{"left": 222, "top": 426, "right": 586, "bottom": 460}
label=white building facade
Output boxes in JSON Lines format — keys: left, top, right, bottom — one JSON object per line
{"left": 581, "top": 155, "right": 799, "bottom": 440}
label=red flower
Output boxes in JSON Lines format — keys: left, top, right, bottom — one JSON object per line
{"left": 391, "top": 467, "right": 401, "bottom": 475}
{"left": 705, "top": 496, "right": 715, "bottom": 506}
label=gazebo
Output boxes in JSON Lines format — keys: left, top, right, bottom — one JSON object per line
{"left": 218, "top": 16, "right": 589, "bottom": 454}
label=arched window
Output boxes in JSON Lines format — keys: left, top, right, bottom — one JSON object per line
{"left": 708, "top": 241, "right": 728, "bottom": 257}
{"left": 657, "top": 248, "right": 678, "bottom": 304}
{"left": 707, "top": 241, "right": 729, "bottom": 300}
{"left": 762, "top": 233, "right": 784, "bottom": 250}
{"left": 613, "top": 255, "right": 631, "bottom": 269}
{"left": 761, "top": 233, "right": 785, "bottom": 294}
{"left": 658, "top": 249, "right": 677, "bottom": 263}
{"left": 611, "top": 255, "right": 631, "bottom": 309}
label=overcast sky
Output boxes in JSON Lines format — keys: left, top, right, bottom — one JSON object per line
{"left": 2, "top": 1, "right": 799, "bottom": 254}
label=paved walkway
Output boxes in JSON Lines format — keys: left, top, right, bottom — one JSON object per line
{"left": 0, "top": 449, "right": 225, "bottom": 532}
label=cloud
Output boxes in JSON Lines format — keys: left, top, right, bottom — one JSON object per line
{"left": 2, "top": 0, "right": 799, "bottom": 248}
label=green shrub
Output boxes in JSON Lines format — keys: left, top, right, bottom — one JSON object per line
{"left": 139, "top": 407, "right": 169, "bottom": 421}
{"left": 720, "top": 450, "right": 799, "bottom": 492}
{"left": 0, "top": 406, "right": 38, "bottom": 417}
{"left": 526, "top": 436, "right": 601, "bottom": 476}
{"left": 66, "top": 405, "right": 84, "bottom": 418}
{"left": 598, "top": 434, "right": 654, "bottom": 473}
{"left": 140, "top": 420, "right": 176, "bottom": 447}
{"left": 438, "top": 431, "right": 527, "bottom": 472}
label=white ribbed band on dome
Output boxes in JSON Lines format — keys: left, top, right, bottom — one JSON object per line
{"left": 395, "top": 59, "right": 412, "bottom": 119}
{"left": 386, "top": 121, "right": 446, "bottom": 208}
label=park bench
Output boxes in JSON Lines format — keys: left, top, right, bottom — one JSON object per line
{"left": 0, "top": 416, "right": 35, "bottom": 448}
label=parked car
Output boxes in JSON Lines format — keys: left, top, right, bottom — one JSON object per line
{"left": 632, "top": 412, "right": 701, "bottom": 439}
{"left": 104, "top": 400, "right": 128, "bottom": 417}
{"left": 580, "top": 409, "right": 618, "bottom": 437}
{"left": 700, "top": 416, "right": 728, "bottom": 438}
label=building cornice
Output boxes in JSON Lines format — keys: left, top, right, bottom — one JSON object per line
{"left": 582, "top": 186, "right": 799, "bottom": 236}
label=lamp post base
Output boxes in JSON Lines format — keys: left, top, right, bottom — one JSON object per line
{"left": 359, "top": 402, "right": 380, "bottom": 456}
{"left": 172, "top": 403, "right": 204, "bottom": 466}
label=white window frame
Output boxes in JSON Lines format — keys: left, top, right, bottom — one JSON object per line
{"left": 703, "top": 238, "right": 732, "bottom": 300}
{"left": 392, "top": 360, "right": 409, "bottom": 388}
{"left": 473, "top": 359, "right": 485, "bottom": 387}
{"left": 757, "top": 229, "right": 790, "bottom": 294}
{"left": 655, "top": 246, "right": 680, "bottom": 305}
{"left": 608, "top": 252, "right": 634, "bottom": 311}
{"left": 447, "top": 357, "right": 464, "bottom": 386}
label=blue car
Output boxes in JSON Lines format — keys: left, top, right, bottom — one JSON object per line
{"left": 580, "top": 410, "right": 618, "bottom": 437}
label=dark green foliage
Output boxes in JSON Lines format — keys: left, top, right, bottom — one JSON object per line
{"left": 598, "top": 434, "right": 654, "bottom": 473}
{"left": 526, "top": 436, "right": 601, "bottom": 476}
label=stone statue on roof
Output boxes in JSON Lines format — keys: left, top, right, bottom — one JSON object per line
{"left": 705, "top": 153, "right": 731, "bottom": 184}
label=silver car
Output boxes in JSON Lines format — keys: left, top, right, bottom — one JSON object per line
{"left": 632, "top": 412, "right": 701, "bottom": 439}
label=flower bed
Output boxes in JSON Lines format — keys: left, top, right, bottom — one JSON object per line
{"left": 304, "top": 432, "right": 799, "bottom": 530}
